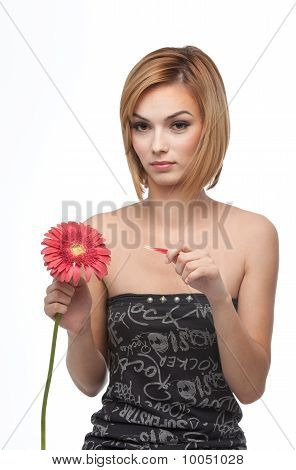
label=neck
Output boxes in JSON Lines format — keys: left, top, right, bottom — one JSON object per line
{"left": 140, "top": 188, "right": 214, "bottom": 233}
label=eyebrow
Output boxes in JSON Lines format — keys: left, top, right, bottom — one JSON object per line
{"left": 132, "top": 110, "right": 193, "bottom": 122}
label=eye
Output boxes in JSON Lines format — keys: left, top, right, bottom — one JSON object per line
{"left": 172, "top": 121, "right": 190, "bottom": 130}
{"left": 131, "top": 121, "right": 190, "bottom": 132}
{"left": 131, "top": 122, "right": 149, "bottom": 132}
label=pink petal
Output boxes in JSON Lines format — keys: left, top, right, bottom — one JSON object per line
{"left": 92, "top": 265, "right": 107, "bottom": 280}
{"left": 59, "top": 269, "right": 67, "bottom": 282}
{"left": 65, "top": 267, "right": 74, "bottom": 283}
{"left": 84, "top": 265, "right": 92, "bottom": 282}
{"left": 44, "top": 230, "right": 59, "bottom": 240}
{"left": 56, "top": 262, "right": 70, "bottom": 273}
{"left": 48, "top": 258, "right": 64, "bottom": 269}
{"left": 50, "top": 227, "right": 62, "bottom": 239}
{"left": 41, "top": 247, "right": 58, "bottom": 255}
{"left": 92, "top": 260, "right": 108, "bottom": 276}
{"left": 44, "top": 254, "right": 61, "bottom": 262}
{"left": 97, "top": 246, "right": 111, "bottom": 256}
{"left": 98, "top": 254, "right": 111, "bottom": 264}
{"left": 51, "top": 269, "right": 59, "bottom": 278}
{"left": 72, "top": 265, "right": 81, "bottom": 285}
{"left": 41, "top": 238, "right": 60, "bottom": 248}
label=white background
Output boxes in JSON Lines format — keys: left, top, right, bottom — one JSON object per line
{"left": 0, "top": 0, "right": 295, "bottom": 454}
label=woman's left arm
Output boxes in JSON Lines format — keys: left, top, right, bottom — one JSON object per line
{"left": 166, "top": 215, "right": 279, "bottom": 405}
{"left": 209, "top": 215, "right": 279, "bottom": 404}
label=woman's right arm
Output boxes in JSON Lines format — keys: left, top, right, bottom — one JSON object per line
{"left": 44, "top": 215, "right": 110, "bottom": 397}
{"left": 66, "top": 321, "right": 108, "bottom": 397}
{"left": 66, "top": 261, "right": 110, "bottom": 397}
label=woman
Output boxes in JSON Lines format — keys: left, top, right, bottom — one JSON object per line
{"left": 44, "top": 46, "right": 279, "bottom": 450}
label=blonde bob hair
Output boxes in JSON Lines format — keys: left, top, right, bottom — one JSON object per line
{"left": 119, "top": 45, "right": 230, "bottom": 202}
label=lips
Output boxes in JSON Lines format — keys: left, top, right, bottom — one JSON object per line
{"left": 150, "top": 162, "right": 176, "bottom": 171}
{"left": 151, "top": 161, "right": 175, "bottom": 165}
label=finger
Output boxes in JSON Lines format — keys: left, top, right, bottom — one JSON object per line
{"left": 69, "top": 275, "right": 86, "bottom": 287}
{"left": 170, "top": 246, "right": 210, "bottom": 266}
{"left": 46, "top": 280, "right": 75, "bottom": 296}
{"left": 174, "top": 253, "right": 201, "bottom": 274}
{"left": 185, "top": 265, "right": 213, "bottom": 284}
{"left": 180, "top": 258, "right": 210, "bottom": 280}
{"left": 45, "top": 291, "right": 72, "bottom": 306}
{"left": 165, "top": 242, "right": 191, "bottom": 264}
{"left": 171, "top": 246, "right": 208, "bottom": 272}
{"left": 44, "top": 302, "right": 68, "bottom": 318}
{"left": 177, "top": 254, "right": 212, "bottom": 269}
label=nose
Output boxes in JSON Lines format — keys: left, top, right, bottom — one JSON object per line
{"left": 151, "top": 129, "right": 169, "bottom": 154}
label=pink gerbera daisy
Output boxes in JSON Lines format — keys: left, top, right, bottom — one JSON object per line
{"left": 41, "top": 221, "right": 111, "bottom": 286}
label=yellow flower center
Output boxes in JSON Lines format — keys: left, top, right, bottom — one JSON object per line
{"left": 70, "top": 243, "right": 86, "bottom": 257}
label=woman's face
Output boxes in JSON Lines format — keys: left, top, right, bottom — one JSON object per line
{"left": 130, "top": 82, "right": 203, "bottom": 188}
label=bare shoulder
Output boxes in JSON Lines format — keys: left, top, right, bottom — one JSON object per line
{"left": 216, "top": 200, "right": 279, "bottom": 260}
{"left": 85, "top": 203, "right": 138, "bottom": 226}
{"left": 83, "top": 204, "right": 137, "bottom": 254}
{"left": 231, "top": 204, "right": 278, "bottom": 240}
{"left": 221, "top": 203, "right": 279, "bottom": 270}
{"left": 83, "top": 206, "right": 125, "bottom": 233}
{"left": 219, "top": 201, "right": 278, "bottom": 235}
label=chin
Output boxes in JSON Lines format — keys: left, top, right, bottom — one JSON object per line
{"left": 152, "top": 177, "right": 179, "bottom": 185}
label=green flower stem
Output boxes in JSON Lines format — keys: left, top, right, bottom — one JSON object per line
{"left": 41, "top": 312, "right": 62, "bottom": 450}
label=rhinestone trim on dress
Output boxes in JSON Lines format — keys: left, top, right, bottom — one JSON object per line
{"left": 145, "top": 294, "right": 195, "bottom": 303}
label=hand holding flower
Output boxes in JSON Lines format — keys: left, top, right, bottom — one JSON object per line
{"left": 44, "top": 277, "right": 92, "bottom": 336}
{"left": 40, "top": 221, "right": 111, "bottom": 449}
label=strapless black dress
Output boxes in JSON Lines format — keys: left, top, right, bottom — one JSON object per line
{"left": 82, "top": 293, "right": 247, "bottom": 450}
